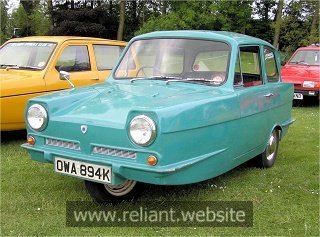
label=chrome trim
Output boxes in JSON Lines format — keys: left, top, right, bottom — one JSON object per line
{"left": 45, "top": 138, "right": 80, "bottom": 150}
{"left": 92, "top": 146, "right": 136, "bottom": 159}
{"left": 27, "top": 104, "right": 48, "bottom": 131}
{"left": 129, "top": 115, "right": 157, "bottom": 146}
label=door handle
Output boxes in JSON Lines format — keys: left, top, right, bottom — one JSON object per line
{"left": 264, "top": 93, "right": 274, "bottom": 97}
{"left": 91, "top": 77, "right": 99, "bottom": 80}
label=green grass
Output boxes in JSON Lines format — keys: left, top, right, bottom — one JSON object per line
{"left": 1, "top": 107, "right": 319, "bottom": 236}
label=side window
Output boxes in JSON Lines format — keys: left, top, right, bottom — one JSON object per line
{"left": 234, "top": 46, "right": 262, "bottom": 87}
{"left": 56, "top": 45, "right": 90, "bottom": 72}
{"left": 264, "top": 47, "right": 279, "bottom": 82}
{"left": 93, "top": 45, "right": 124, "bottom": 70}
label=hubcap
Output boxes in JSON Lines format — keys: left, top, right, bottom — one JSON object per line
{"left": 266, "top": 130, "right": 278, "bottom": 161}
{"left": 104, "top": 180, "right": 136, "bottom": 197}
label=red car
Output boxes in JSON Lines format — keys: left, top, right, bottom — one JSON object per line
{"left": 281, "top": 44, "right": 320, "bottom": 102}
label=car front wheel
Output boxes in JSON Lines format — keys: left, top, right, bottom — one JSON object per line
{"left": 256, "top": 129, "right": 279, "bottom": 168}
{"left": 85, "top": 179, "right": 139, "bottom": 203}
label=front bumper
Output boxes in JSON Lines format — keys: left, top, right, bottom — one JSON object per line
{"left": 21, "top": 141, "right": 227, "bottom": 186}
{"left": 293, "top": 88, "right": 319, "bottom": 99}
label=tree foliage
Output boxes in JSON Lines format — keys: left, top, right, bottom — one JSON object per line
{"left": 136, "top": 1, "right": 253, "bottom": 35}
{"left": 280, "top": 0, "right": 317, "bottom": 54}
{"left": 0, "top": 0, "right": 9, "bottom": 44}
{"left": 4, "top": 0, "right": 319, "bottom": 54}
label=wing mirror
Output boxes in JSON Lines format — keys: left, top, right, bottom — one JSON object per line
{"left": 59, "top": 71, "right": 74, "bottom": 88}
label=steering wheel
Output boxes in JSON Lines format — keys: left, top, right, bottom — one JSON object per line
{"left": 135, "top": 66, "right": 161, "bottom": 77}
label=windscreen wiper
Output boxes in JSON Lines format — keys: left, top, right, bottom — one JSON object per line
{"left": 17, "top": 65, "right": 42, "bottom": 70}
{"left": 130, "top": 76, "right": 182, "bottom": 83}
{"left": 166, "top": 77, "right": 218, "bottom": 85}
{"left": 0, "top": 64, "right": 42, "bottom": 70}
{"left": 297, "top": 61, "right": 309, "bottom": 65}
{"left": 0, "top": 64, "right": 18, "bottom": 67}
{"left": 0, "top": 64, "right": 19, "bottom": 70}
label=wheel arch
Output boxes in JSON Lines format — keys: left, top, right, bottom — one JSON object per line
{"left": 274, "top": 124, "right": 282, "bottom": 140}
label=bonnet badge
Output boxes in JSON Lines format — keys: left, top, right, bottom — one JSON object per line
{"left": 81, "top": 125, "right": 88, "bottom": 134}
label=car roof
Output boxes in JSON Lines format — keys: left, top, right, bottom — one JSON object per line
{"left": 133, "top": 30, "right": 274, "bottom": 48}
{"left": 4, "top": 36, "right": 126, "bottom": 44}
{"left": 296, "top": 45, "right": 320, "bottom": 51}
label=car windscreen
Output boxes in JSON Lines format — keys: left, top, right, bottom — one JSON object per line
{"left": 288, "top": 50, "right": 320, "bottom": 66}
{"left": 0, "top": 42, "right": 57, "bottom": 70}
{"left": 114, "top": 38, "right": 230, "bottom": 86}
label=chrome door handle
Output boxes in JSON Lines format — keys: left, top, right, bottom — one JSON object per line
{"left": 264, "top": 93, "right": 274, "bottom": 97}
{"left": 91, "top": 77, "right": 99, "bottom": 80}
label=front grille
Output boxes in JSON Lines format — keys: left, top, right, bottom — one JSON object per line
{"left": 92, "top": 146, "right": 136, "bottom": 159}
{"left": 46, "top": 138, "right": 80, "bottom": 150}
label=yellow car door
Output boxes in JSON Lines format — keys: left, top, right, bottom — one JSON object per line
{"left": 44, "top": 42, "right": 100, "bottom": 91}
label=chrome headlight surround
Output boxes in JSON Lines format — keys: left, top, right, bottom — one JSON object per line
{"left": 27, "top": 104, "right": 48, "bottom": 131}
{"left": 129, "top": 115, "right": 156, "bottom": 146}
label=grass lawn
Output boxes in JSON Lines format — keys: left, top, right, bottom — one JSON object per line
{"left": 1, "top": 106, "right": 319, "bottom": 236}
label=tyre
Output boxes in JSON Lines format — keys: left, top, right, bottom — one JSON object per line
{"left": 256, "top": 129, "right": 279, "bottom": 168}
{"left": 84, "top": 179, "right": 140, "bottom": 204}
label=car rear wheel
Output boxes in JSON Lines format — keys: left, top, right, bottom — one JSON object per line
{"left": 85, "top": 179, "right": 140, "bottom": 203}
{"left": 256, "top": 129, "right": 279, "bottom": 168}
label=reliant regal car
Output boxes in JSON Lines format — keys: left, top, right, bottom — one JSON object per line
{"left": 281, "top": 44, "right": 320, "bottom": 102}
{"left": 0, "top": 36, "right": 126, "bottom": 131}
{"left": 22, "top": 31, "right": 294, "bottom": 203}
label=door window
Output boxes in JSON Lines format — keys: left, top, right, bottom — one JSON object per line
{"left": 234, "top": 46, "right": 262, "bottom": 87}
{"left": 93, "top": 45, "right": 124, "bottom": 70}
{"left": 56, "top": 45, "right": 90, "bottom": 72}
{"left": 264, "top": 47, "right": 279, "bottom": 82}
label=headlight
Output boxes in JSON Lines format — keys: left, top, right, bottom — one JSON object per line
{"left": 129, "top": 115, "right": 156, "bottom": 146}
{"left": 303, "top": 81, "right": 315, "bottom": 88}
{"left": 27, "top": 104, "right": 48, "bottom": 131}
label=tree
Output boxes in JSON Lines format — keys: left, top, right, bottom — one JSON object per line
{"left": 279, "top": 0, "right": 312, "bottom": 53}
{"left": 136, "top": 1, "right": 253, "bottom": 35}
{"left": 308, "top": 0, "right": 319, "bottom": 44}
{"left": 0, "top": 0, "right": 9, "bottom": 44}
{"left": 254, "top": 0, "right": 277, "bottom": 21}
{"left": 272, "top": 0, "right": 284, "bottom": 48}
{"left": 117, "top": 0, "right": 126, "bottom": 40}
{"left": 9, "top": 1, "right": 51, "bottom": 37}
{"left": 20, "top": 0, "right": 36, "bottom": 15}
{"left": 216, "top": 0, "right": 253, "bottom": 34}
{"left": 30, "top": 3, "right": 51, "bottom": 35}
{"left": 11, "top": 4, "right": 29, "bottom": 36}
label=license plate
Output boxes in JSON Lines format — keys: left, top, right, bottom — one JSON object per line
{"left": 54, "top": 157, "right": 111, "bottom": 184}
{"left": 293, "top": 93, "right": 303, "bottom": 100}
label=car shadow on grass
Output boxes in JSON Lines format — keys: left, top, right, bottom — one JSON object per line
{"left": 1, "top": 130, "right": 26, "bottom": 144}
{"left": 140, "top": 162, "right": 254, "bottom": 201}
{"left": 293, "top": 97, "right": 319, "bottom": 107}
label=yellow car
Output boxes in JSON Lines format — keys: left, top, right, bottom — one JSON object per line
{"left": 0, "top": 36, "right": 126, "bottom": 131}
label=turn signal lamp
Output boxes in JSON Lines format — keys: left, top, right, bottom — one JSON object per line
{"left": 147, "top": 155, "right": 158, "bottom": 166}
{"left": 27, "top": 136, "right": 36, "bottom": 145}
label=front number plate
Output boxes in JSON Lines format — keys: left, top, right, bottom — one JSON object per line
{"left": 54, "top": 157, "right": 111, "bottom": 184}
{"left": 293, "top": 93, "right": 303, "bottom": 100}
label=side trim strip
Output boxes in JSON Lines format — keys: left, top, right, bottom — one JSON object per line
{"left": 1, "top": 89, "right": 65, "bottom": 99}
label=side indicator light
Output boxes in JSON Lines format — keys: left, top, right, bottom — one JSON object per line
{"left": 147, "top": 155, "right": 158, "bottom": 166}
{"left": 27, "top": 136, "right": 36, "bottom": 145}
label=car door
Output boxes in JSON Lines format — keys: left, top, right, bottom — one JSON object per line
{"left": 44, "top": 42, "right": 99, "bottom": 91}
{"left": 262, "top": 46, "right": 282, "bottom": 111}
{"left": 233, "top": 45, "right": 277, "bottom": 162}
